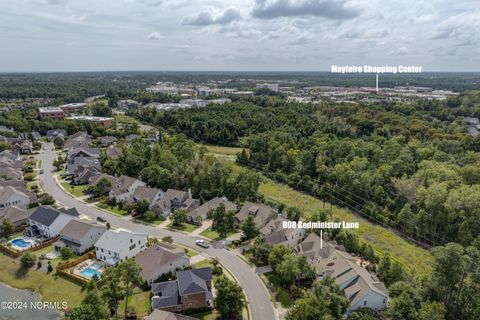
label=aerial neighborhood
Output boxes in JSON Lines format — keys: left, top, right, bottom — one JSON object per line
{"left": 0, "top": 70, "right": 474, "bottom": 320}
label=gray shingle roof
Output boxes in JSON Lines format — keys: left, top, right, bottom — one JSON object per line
{"left": 151, "top": 281, "right": 180, "bottom": 309}
{"left": 29, "top": 206, "right": 61, "bottom": 226}
{"left": 177, "top": 267, "right": 212, "bottom": 296}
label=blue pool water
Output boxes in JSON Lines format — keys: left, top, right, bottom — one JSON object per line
{"left": 89, "top": 262, "right": 102, "bottom": 270}
{"left": 80, "top": 267, "right": 102, "bottom": 278}
{"left": 10, "top": 238, "right": 32, "bottom": 248}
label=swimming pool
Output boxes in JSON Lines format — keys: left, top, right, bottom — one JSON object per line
{"left": 80, "top": 267, "right": 102, "bottom": 279}
{"left": 9, "top": 237, "right": 35, "bottom": 250}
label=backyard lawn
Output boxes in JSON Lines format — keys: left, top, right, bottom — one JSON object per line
{"left": 0, "top": 253, "right": 84, "bottom": 308}
{"left": 118, "top": 288, "right": 150, "bottom": 318}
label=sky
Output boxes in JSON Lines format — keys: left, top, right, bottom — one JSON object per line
{"left": 0, "top": 0, "right": 479, "bottom": 72}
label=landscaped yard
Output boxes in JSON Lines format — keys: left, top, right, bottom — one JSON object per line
{"left": 134, "top": 213, "right": 164, "bottom": 225}
{"left": 192, "top": 259, "right": 215, "bottom": 269}
{"left": 190, "top": 310, "right": 219, "bottom": 320}
{"left": 264, "top": 272, "right": 294, "bottom": 308}
{"left": 167, "top": 222, "right": 199, "bottom": 233}
{"left": 96, "top": 201, "right": 129, "bottom": 216}
{"left": 0, "top": 253, "right": 84, "bottom": 308}
{"left": 173, "top": 244, "right": 199, "bottom": 258}
{"left": 60, "top": 181, "right": 89, "bottom": 197}
{"left": 199, "top": 227, "right": 237, "bottom": 241}
{"left": 118, "top": 288, "right": 150, "bottom": 318}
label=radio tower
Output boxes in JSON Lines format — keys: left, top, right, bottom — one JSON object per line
{"left": 376, "top": 73, "right": 379, "bottom": 92}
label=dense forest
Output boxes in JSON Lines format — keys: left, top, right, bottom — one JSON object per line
{"left": 134, "top": 92, "right": 480, "bottom": 248}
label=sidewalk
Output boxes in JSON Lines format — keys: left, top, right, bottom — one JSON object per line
{"left": 191, "top": 220, "right": 212, "bottom": 235}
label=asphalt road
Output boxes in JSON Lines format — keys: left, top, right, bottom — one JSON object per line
{"left": 37, "top": 143, "right": 276, "bottom": 320}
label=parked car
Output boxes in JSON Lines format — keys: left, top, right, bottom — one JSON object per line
{"left": 96, "top": 216, "right": 107, "bottom": 223}
{"left": 195, "top": 239, "right": 209, "bottom": 248}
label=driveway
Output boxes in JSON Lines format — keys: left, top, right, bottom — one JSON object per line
{"left": 37, "top": 143, "right": 276, "bottom": 320}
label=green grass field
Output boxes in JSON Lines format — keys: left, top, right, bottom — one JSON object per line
{"left": 199, "top": 227, "right": 237, "bottom": 241}
{"left": 118, "top": 288, "right": 150, "bottom": 318}
{"left": 167, "top": 222, "right": 199, "bottom": 233}
{"left": 0, "top": 253, "right": 84, "bottom": 308}
{"left": 95, "top": 201, "right": 129, "bottom": 216}
{"left": 259, "top": 180, "right": 434, "bottom": 276}
{"left": 60, "top": 182, "right": 89, "bottom": 197}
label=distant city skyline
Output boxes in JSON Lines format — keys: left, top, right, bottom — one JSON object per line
{"left": 1, "top": 0, "right": 479, "bottom": 72}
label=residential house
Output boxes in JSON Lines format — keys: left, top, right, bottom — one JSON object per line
{"left": 67, "top": 147, "right": 100, "bottom": 162}
{"left": 17, "top": 140, "right": 33, "bottom": 154}
{"left": 296, "top": 233, "right": 389, "bottom": 313}
{"left": 46, "top": 129, "right": 67, "bottom": 140}
{"left": 64, "top": 132, "right": 92, "bottom": 150}
{"left": 88, "top": 174, "right": 116, "bottom": 192}
{"left": 0, "top": 167, "right": 23, "bottom": 180}
{"left": 0, "top": 186, "right": 31, "bottom": 209}
{"left": 117, "top": 99, "right": 139, "bottom": 111}
{"left": 154, "top": 189, "right": 199, "bottom": 218}
{"left": 109, "top": 175, "right": 146, "bottom": 203}
{"left": 105, "top": 145, "right": 121, "bottom": 159}
{"left": 54, "top": 219, "right": 107, "bottom": 254}
{"left": 132, "top": 186, "right": 164, "bottom": 210}
{"left": 187, "top": 197, "right": 237, "bottom": 224}
{"left": 97, "top": 136, "right": 117, "bottom": 147}
{"left": 135, "top": 243, "right": 190, "bottom": 284}
{"left": 0, "top": 157, "right": 23, "bottom": 170}
{"left": 259, "top": 216, "right": 305, "bottom": 249}
{"left": 73, "top": 166, "right": 101, "bottom": 185}
{"left": 0, "top": 150, "right": 20, "bottom": 161}
{"left": 95, "top": 229, "right": 148, "bottom": 266}
{"left": 0, "top": 206, "right": 32, "bottom": 228}
{"left": 31, "top": 132, "right": 41, "bottom": 141}
{"left": 144, "top": 310, "right": 197, "bottom": 320}
{"left": 67, "top": 157, "right": 101, "bottom": 182}
{"left": 26, "top": 206, "right": 79, "bottom": 240}
{"left": 151, "top": 267, "right": 213, "bottom": 312}
{"left": 235, "top": 202, "right": 276, "bottom": 228}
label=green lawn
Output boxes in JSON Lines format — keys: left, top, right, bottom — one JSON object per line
{"left": 200, "top": 227, "right": 237, "bottom": 241}
{"left": 173, "top": 244, "right": 199, "bottom": 258}
{"left": 118, "top": 288, "right": 150, "bottom": 318}
{"left": 190, "top": 310, "right": 219, "bottom": 320}
{"left": 61, "top": 181, "right": 89, "bottom": 197}
{"left": 134, "top": 212, "right": 164, "bottom": 225}
{"left": 0, "top": 253, "right": 84, "bottom": 308}
{"left": 167, "top": 222, "right": 199, "bottom": 233}
{"left": 259, "top": 179, "right": 434, "bottom": 276}
{"left": 95, "top": 201, "right": 129, "bottom": 216}
{"left": 192, "top": 259, "right": 215, "bottom": 269}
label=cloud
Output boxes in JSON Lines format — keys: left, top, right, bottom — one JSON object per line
{"left": 251, "top": 0, "right": 360, "bottom": 20}
{"left": 338, "top": 28, "right": 388, "bottom": 39}
{"left": 432, "top": 11, "right": 480, "bottom": 46}
{"left": 410, "top": 14, "right": 435, "bottom": 24}
{"left": 136, "top": 0, "right": 164, "bottom": 7}
{"left": 181, "top": 8, "right": 241, "bottom": 26}
{"left": 147, "top": 32, "right": 165, "bottom": 40}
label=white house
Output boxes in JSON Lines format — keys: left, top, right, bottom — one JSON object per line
{"left": 26, "top": 206, "right": 79, "bottom": 240}
{"left": 0, "top": 186, "right": 31, "bottom": 209}
{"left": 95, "top": 229, "right": 148, "bottom": 266}
{"left": 108, "top": 175, "right": 146, "bottom": 203}
{"left": 0, "top": 150, "right": 21, "bottom": 161}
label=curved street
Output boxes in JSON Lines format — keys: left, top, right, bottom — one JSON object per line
{"left": 37, "top": 143, "right": 276, "bottom": 320}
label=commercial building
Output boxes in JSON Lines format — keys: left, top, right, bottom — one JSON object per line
{"left": 39, "top": 107, "right": 64, "bottom": 120}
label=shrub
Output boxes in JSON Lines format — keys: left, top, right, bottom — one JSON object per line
{"left": 20, "top": 253, "right": 36, "bottom": 269}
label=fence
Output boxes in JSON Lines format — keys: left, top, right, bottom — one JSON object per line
{"left": 56, "top": 251, "right": 96, "bottom": 285}
{"left": 0, "top": 236, "right": 60, "bottom": 258}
